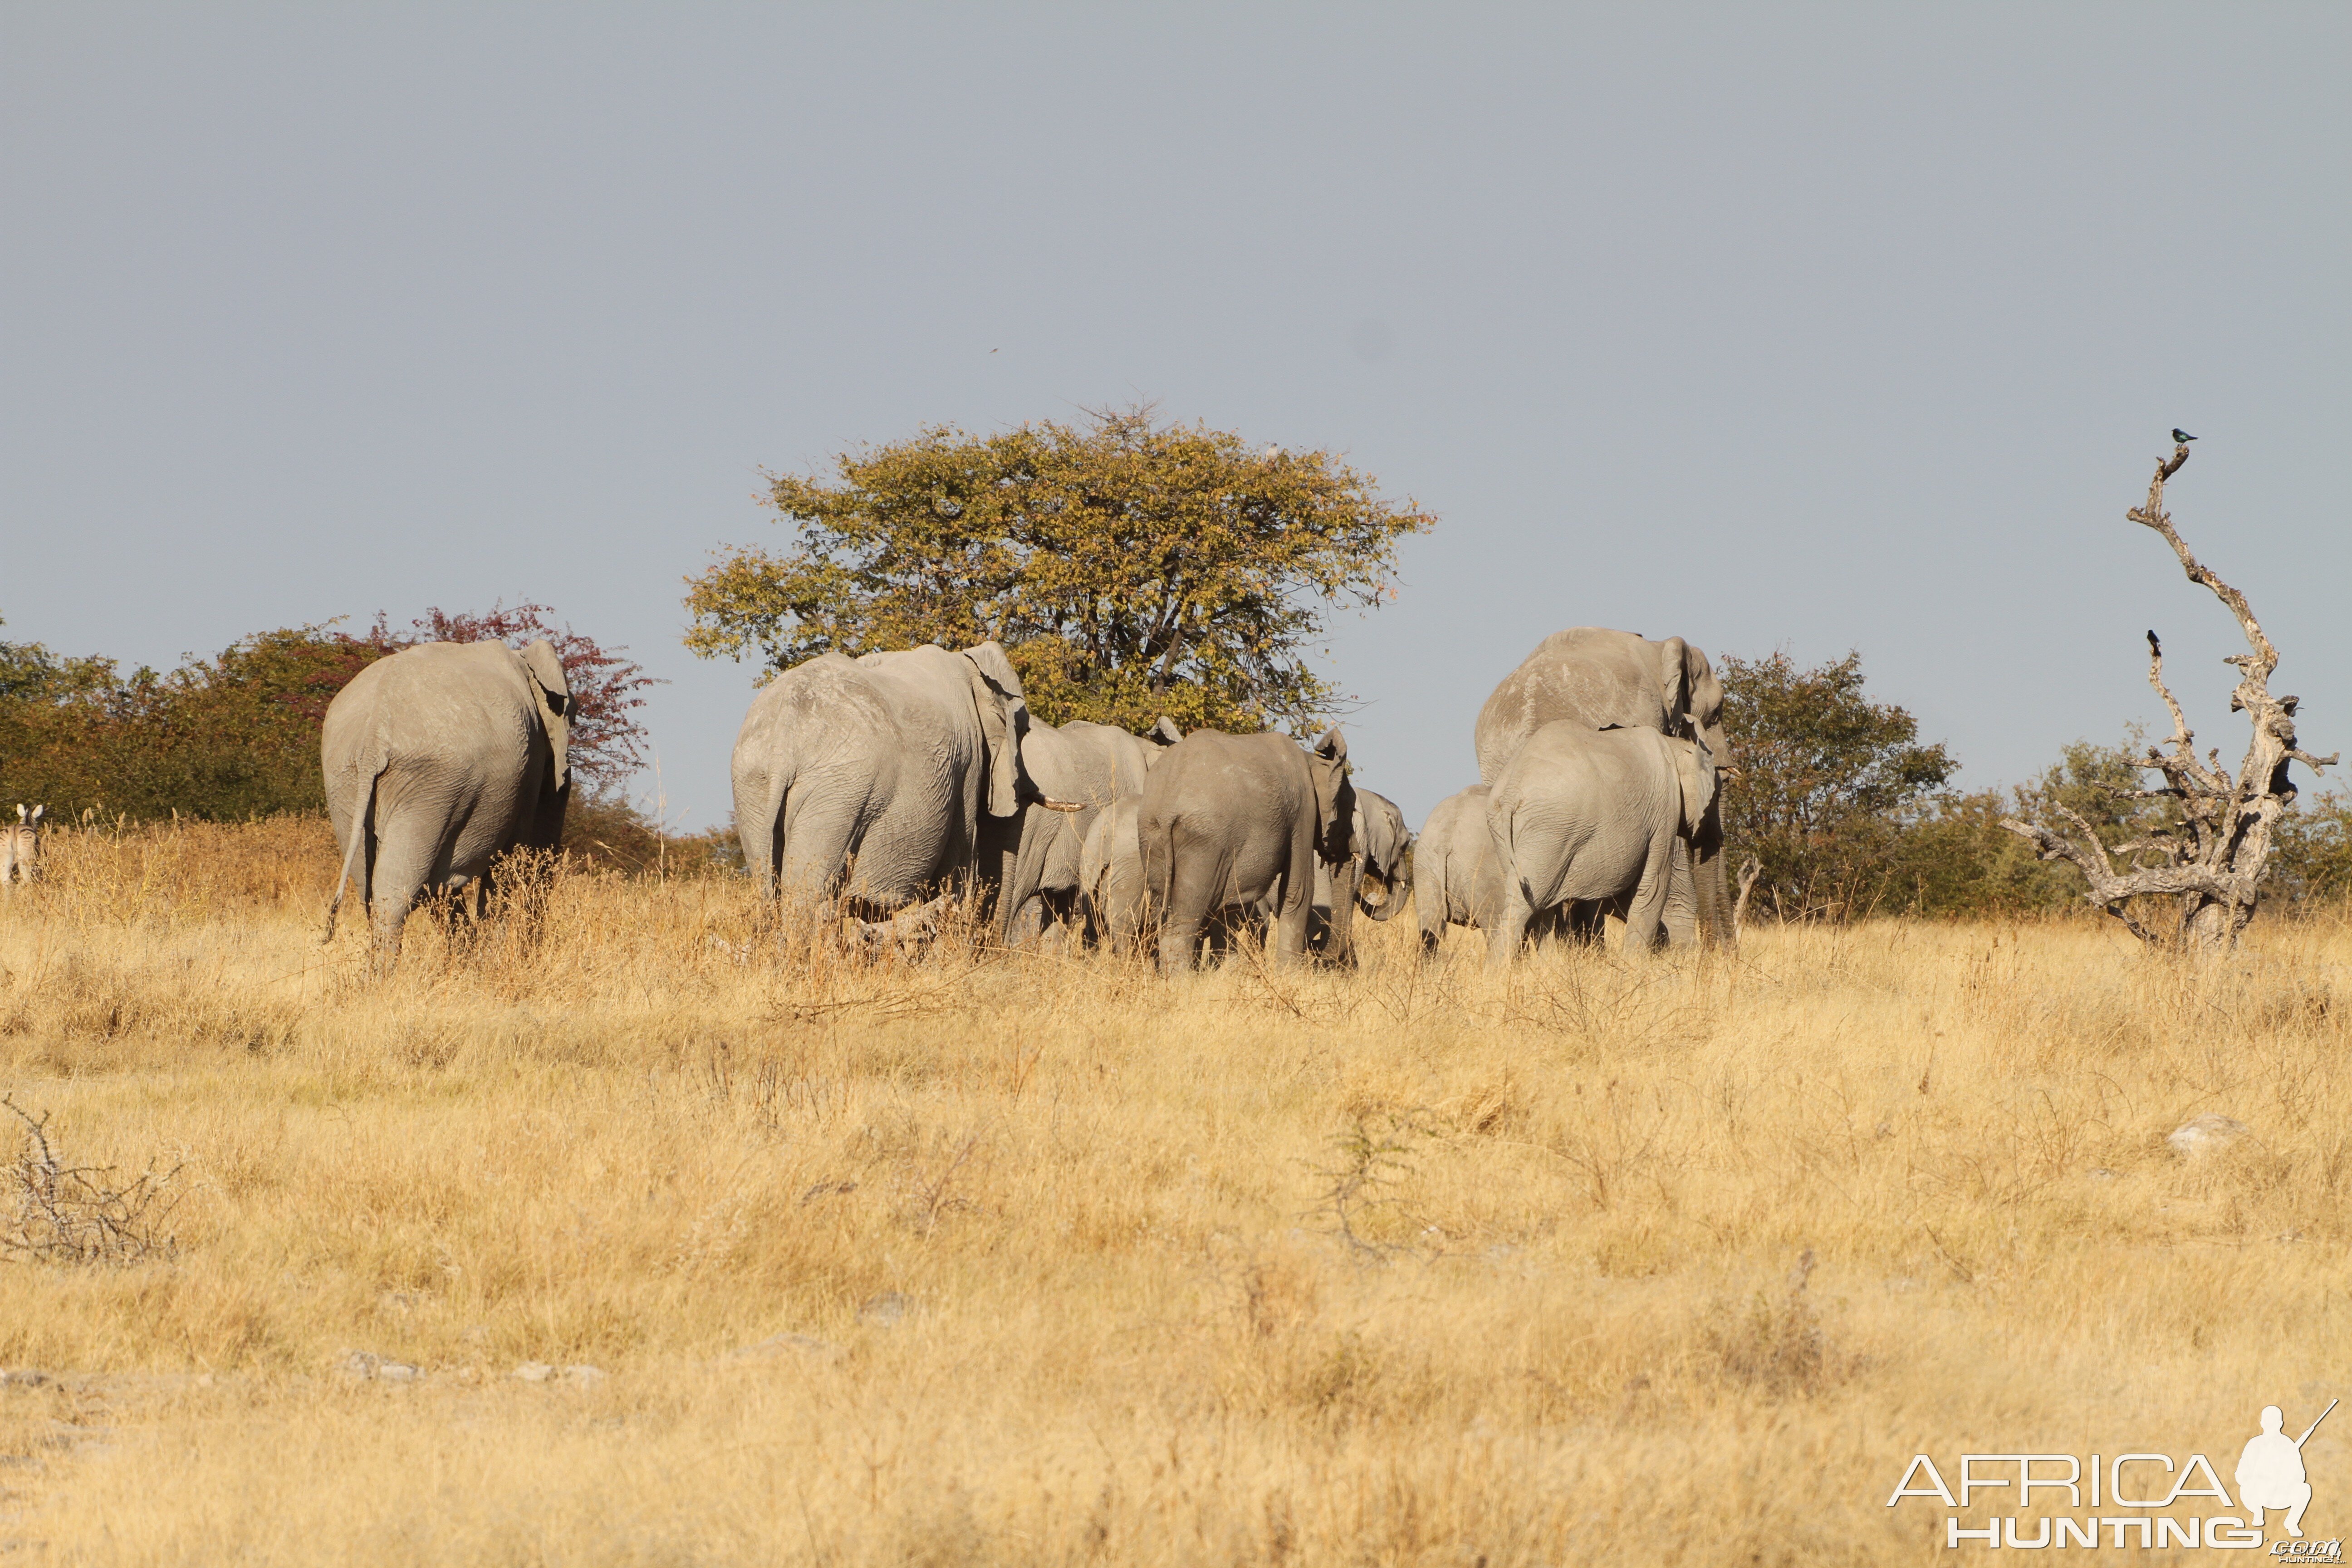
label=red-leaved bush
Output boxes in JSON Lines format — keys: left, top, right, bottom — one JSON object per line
{"left": 403, "top": 602, "right": 658, "bottom": 793}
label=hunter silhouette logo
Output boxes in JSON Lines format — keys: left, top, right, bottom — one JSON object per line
{"left": 2242, "top": 1401, "right": 2334, "bottom": 1540}
{"left": 1887, "top": 1398, "right": 2341, "bottom": 1552}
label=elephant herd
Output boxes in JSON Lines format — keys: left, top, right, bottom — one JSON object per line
{"left": 313, "top": 624, "right": 1734, "bottom": 969}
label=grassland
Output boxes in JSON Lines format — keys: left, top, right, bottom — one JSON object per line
{"left": 1, "top": 818, "right": 2348, "bottom": 1565}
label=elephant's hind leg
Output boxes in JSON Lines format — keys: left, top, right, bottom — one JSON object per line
{"left": 365, "top": 832, "right": 443, "bottom": 966}
{"left": 1620, "top": 838, "right": 1677, "bottom": 957}
{"left": 1485, "top": 878, "right": 1534, "bottom": 971}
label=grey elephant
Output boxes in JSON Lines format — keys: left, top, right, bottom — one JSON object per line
{"left": 1139, "top": 727, "right": 1355, "bottom": 975}
{"left": 1483, "top": 721, "right": 1717, "bottom": 966}
{"left": 994, "top": 715, "right": 1181, "bottom": 945}
{"left": 1416, "top": 785, "right": 1588, "bottom": 956}
{"left": 1474, "top": 627, "right": 1734, "bottom": 948}
{"left": 1306, "top": 787, "right": 1413, "bottom": 960}
{"left": 1416, "top": 786, "right": 1503, "bottom": 953}
{"left": 321, "top": 639, "right": 572, "bottom": 958}
{"left": 731, "top": 641, "right": 1076, "bottom": 920}
{"left": 1078, "top": 796, "right": 1149, "bottom": 953}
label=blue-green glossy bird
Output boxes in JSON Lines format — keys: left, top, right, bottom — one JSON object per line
{"left": 2173, "top": 428, "right": 2196, "bottom": 443}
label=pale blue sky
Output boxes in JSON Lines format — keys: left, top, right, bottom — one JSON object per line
{"left": 6, "top": 5, "right": 2347, "bottom": 828}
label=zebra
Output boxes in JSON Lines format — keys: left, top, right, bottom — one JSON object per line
{"left": 0, "top": 804, "right": 44, "bottom": 890}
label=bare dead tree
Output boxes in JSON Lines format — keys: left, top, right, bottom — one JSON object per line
{"left": 2001, "top": 441, "right": 2337, "bottom": 951}
{"left": 1731, "top": 855, "right": 1763, "bottom": 941}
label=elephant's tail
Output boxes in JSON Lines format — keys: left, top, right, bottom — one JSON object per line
{"left": 321, "top": 757, "right": 386, "bottom": 946}
{"left": 742, "top": 754, "right": 797, "bottom": 897}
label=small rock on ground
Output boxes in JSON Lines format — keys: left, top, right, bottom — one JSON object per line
{"left": 511, "top": 1362, "right": 555, "bottom": 1382}
{"left": 339, "top": 1351, "right": 422, "bottom": 1382}
{"left": 858, "top": 1293, "right": 913, "bottom": 1327}
{"left": 2168, "top": 1114, "right": 2249, "bottom": 1157}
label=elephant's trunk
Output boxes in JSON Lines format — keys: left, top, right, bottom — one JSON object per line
{"left": 1693, "top": 797, "right": 1735, "bottom": 951}
{"left": 995, "top": 804, "right": 1055, "bottom": 943}
{"left": 1358, "top": 852, "right": 1411, "bottom": 922}
{"left": 1322, "top": 853, "right": 1360, "bottom": 965}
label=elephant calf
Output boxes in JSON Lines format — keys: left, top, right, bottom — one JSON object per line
{"left": 1417, "top": 786, "right": 1594, "bottom": 957}
{"left": 995, "top": 715, "right": 1181, "bottom": 946}
{"left": 1078, "top": 796, "right": 1148, "bottom": 953}
{"left": 1484, "top": 722, "right": 1717, "bottom": 966}
{"left": 1305, "top": 787, "right": 1413, "bottom": 962}
{"left": 1416, "top": 786, "right": 1504, "bottom": 953}
{"left": 1139, "top": 727, "right": 1355, "bottom": 975}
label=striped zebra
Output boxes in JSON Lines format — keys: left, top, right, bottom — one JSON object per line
{"left": 0, "top": 804, "right": 43, "bottom": 891}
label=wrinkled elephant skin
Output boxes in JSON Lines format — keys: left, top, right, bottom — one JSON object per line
{"left": 1139, "top": 728, "right": 1354, "bottom": 975}
{"left": 1484, "top": 722, "right": 1717, "bottom": 966}
{"left": 1473, "top": 626, "right": 1734, "bottom": 949}
{"left": 994, "top": 716, "right": 1180, "bottom": 946}
{"left": 321, "top": 639, "right": 573, "bottom": 960}
{"left": 731, "top": 642, "right": 1040, "bottom": 917}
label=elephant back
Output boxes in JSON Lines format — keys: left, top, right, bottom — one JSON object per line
{"left": 327, "top": 642, "right": 552, "bottom": 780}
{"left": 1474, "top": 627, "right": 1693, "bottom": 785}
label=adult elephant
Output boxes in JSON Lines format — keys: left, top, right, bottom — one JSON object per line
{"left": 993, "top": 716, "right": 1181, "bottom": 945}
{"left": 1139, "top": 727, "right": 1355, "bottom": 975}
{"left": 731, "top": 641, "right": 1076, "bottom": 919}
{"left": 1474, "top": 627, "right": 1734, "bottom": 949}
{"left": 1484, "top": 721, "right": 1718, "bottom": 966}
{"left": 321, "top": 639, "right": 572, "bottom": 960}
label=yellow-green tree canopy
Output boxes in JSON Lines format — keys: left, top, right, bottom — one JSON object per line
{"left": 682, "top": 407, "right": 1435, "bottom": 731}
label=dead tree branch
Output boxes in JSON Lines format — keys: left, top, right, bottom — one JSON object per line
{"left": 2, "top": 1096, "right": 182, "bottom": 1266}
{"left": 2001, "top": 441, "right": 2337, "bottom": 951}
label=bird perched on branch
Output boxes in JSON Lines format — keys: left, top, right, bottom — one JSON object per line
{"left": 2173, "top": 428, "right": 2197, "bottom": 444}
{"left": 2147, "top": 630, "right": 2162, "bottom": 656}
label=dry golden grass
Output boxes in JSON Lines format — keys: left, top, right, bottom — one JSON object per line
{"left": 1, "top": 818, "right": 2349, "bottom": 1564}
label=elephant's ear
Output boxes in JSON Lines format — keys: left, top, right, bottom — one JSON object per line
{"left": 1657, "top": 637, "right": 1695, "bottom": 737}
{"left": 1308, "top": 727, "right": 1355, "bottom": 861}
{"left": 519, "top": 639, "right": 573, "bottom": 794}
{"left": 1149, "top": 716, "right": 1183, "bottom": 747}
{"left": 961, "top": 641, "right": 1026, "bottom": 702}
{"left": 961, "top": 649, "right": 1025, "bottom": 818}
{"left": 1682, "top": 642, "right": 1726, "bottom": 737}
{"left": 1671, "top": 736, "right": 1718, "bottom": 837}
{"left": 1361, "top": 798, "right": 1405, "bottom": 878}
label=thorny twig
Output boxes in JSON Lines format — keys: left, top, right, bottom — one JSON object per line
{"left": 3, "top": 1095, "right": 182, "bottom": 1265}
{"left": 1307, "top": 1112, "right": 1431, "bottom": 1261}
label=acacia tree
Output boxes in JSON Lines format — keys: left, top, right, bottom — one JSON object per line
{"left": 2001, "top": 441, "right": 2337, "bottom": 950}
{"left": 682, "top": 406, "right": 1434, "bottom": 732}
{"left": 1716, "top": 650, "right": 1957, "bottom": 921}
